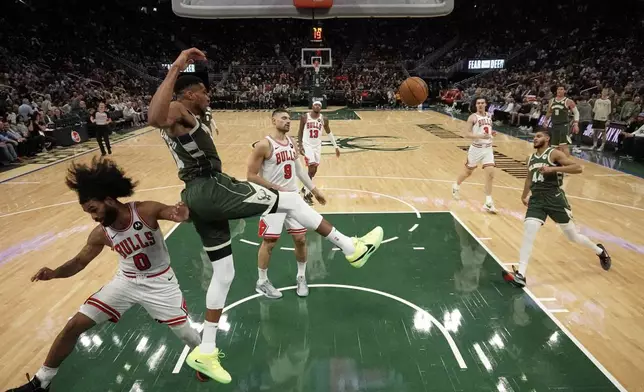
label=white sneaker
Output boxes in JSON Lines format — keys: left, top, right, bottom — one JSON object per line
{"left": 452, "top": 184, "right": 460, "bottom": 200}
{"left": 296, "top": 276, "right": 309, "bottom": 297}
{"left": 483, "top": 202, "right": 497, "bottom": 214}
{"left": 256, "top": 280, "right": 282, "bottom": 299}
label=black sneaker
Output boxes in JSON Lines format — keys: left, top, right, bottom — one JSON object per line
{"left": 502, "top": 266, "right": 526, "bottom": 288}
{"left": 597, "top": 244, "right": 611, "bottom": 271}
{"left": 6, "top": 374, "right": 49, "bottom": 391}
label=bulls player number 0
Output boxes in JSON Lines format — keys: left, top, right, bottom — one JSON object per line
{"left": 133, "top": 253, "right": 152, "bottom": 271}
{"left": 284, "top": 164, "right": 292, "bottom": 179}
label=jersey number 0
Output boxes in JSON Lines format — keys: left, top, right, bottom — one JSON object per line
{"left": 133, "top": 253, "right": 152, "bottom": 271}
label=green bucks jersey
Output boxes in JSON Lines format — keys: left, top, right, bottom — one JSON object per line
{"left": 160, "top": 109, "right": 222, "bottom": 182}
{"left": 528, "top": 147, "right": 561, "bottom": 192}
{"left": 549, "top": 97, "right": 570, "bottom": 125}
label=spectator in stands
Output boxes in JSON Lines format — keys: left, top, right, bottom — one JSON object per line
{"left": 592, "top": 89, "right": 611, "bottom": 151}
{"left": 619, "top": 122, "right": 644, "bottom": 160}
{"left": 90, "top": 102, "right": 112, "bottom": 156}
{"left": 0, "top": 120, "right": 28, "bottom": 157}
{"left": 0, "top": 122, "right": 20, "bottom": 163}
{"left": 28, "top": 112, "right": 56, "bottom": 151}
{"left": 575, "top": 95, "right": 593, "bottom": 150}
{"left": 18, "top": 99, "right": 33, "bottom": 121}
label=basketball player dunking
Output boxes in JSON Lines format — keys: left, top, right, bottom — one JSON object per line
{"left": 297, "top": 100, "right": 340, "bottom": 204}
{"left": 8, "top": 158, "right": 201, "bottom": 392}
{"left": 247, "top": 110, "right": 325, "bottom": 299}
{"left": 452, "top": 97, "right": 498, "bottom": 213}
{"left": 544, "top": 84, "right": 580, "bottom": 157}
{"left": 502, "top": 129, "right": 611, "bottom": 288}
{"left": 148, "top": 48, "right": 383, "bottom": 384}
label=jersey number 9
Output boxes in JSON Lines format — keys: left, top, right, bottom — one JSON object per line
{"left": 284, "top": 164, "right": 292, "bottom": 179}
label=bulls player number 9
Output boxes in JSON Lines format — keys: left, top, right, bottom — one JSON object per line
{"left": 133, "top": 253, "right": 152, "bottom": 271}
{"left": 284, "top": 164, "right": 292, "bottom": 179}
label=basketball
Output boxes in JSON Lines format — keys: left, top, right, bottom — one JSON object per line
{"left": 398, "top": 77, "right": 428, "bottom": 106}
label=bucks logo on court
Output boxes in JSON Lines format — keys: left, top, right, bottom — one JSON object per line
{"left": 251, "top": 135, "right": 418, "bottom": 155}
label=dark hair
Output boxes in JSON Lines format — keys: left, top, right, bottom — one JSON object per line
{"left": 537, "top": 128, "right": 552, "bottom": 140}
{"left": 174, "top": 75, "right": 204, "bottom": 95}
{"left": 470, "top": 96, "right": 487, "bottom": 113}
{"left": 272, "top": 108, "right": 289, "bottom": 117}
{"left": 66, "top": 157, "right": 137, "bottom": 204}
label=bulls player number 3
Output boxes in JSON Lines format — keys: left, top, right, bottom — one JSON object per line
{"left": 133, "top": 253, "right": 152, "bottom": 271}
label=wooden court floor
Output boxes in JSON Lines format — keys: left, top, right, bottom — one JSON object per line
{"left": 0, "top": 109, "right": 643, "bottom": 391}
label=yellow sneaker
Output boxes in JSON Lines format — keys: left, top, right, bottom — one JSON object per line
{"left": 185, "top": 346, "right": 232, "bottom": 384}
{"left": 346, "top": 226, "right": 384, "bottom": 268}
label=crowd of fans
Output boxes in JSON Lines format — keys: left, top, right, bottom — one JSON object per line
{"left": 2, "top": 0, "right": 644, "bottom": 165}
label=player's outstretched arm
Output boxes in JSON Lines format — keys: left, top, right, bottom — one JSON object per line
{"left": 148, "top": 48, "right": 206, "bottom": 129}
{"left": 294, "top": 159, "right": 326, "bottom": 205}
{"left": 246, "top": 139, "right": 285, "bottom": 191}
{"left": 521, "top": 158, "right": 532, "bottom": 206}
{"left": 540, "top": 150, "right": 583, "bottom": 175}
{"left": 137, "top": 200, "right": 190, "bottom": 224}
{"left": 324, "top": 118, "right": 340, "bottom": 157}
{"left": 297, "top": 114, "right": 306, "bottom": 153}
{"left": 32, "top": 227, "right": 106, "bottom": 281}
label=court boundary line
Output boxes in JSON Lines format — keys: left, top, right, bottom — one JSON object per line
{"left": 448, "top": 210, "right": 627, "bottom": 392}
{"left": 318, "top": 175, "right": 644, "bottom": 212}
{"left": 0, "top": 127, "right": 156, "bottom": 185}
{"left": 171, "top": 283, "right": 468, "bottom": 374}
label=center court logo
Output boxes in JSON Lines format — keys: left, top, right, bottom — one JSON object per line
{"left": 251, "top": 136, "right": 418, "bottom": 155}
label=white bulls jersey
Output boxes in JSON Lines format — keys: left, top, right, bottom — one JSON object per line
{"left": 102, "top": 202, "right": 170, "bottom": 276}
{"left": 302, "top": 112, "right": 324, "bottom": 147}
{"left": 472, "top": 113, "right": 493, "bottom": 147}
{"left": 260, "top": 135, "right": 298, "bottom": 192}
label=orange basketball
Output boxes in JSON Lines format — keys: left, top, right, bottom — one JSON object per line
{"left": 398, "top": 77, "right": 428, "bottom": 106}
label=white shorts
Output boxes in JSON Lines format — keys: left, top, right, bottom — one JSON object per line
{"left": 466, "top": 145, "right": 495, "bottom": 169}
{"left": 258, "top": 212, "right": 306, "bottom": 239}
{"left": 79, "top": 267, "right": 188, "bottom": 326}
{"left": 303, "top": 144, "right": 321, "bottom": 166}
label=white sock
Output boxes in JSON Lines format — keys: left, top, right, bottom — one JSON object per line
{"left": 485, "top": 195, "right": 493, "bottom": 204}
{"left": 326, "top": 227, "right": 355, "bottom": 256}
{"left": 452, "top": 183, "right": 459, "bottom": 190}
{"left": 258, "top": 267, "right": 268, "bottom": 283}
{"left": 559, "top": 222, "right": 602, "bottom": 254}
{"left": 297, "top": 261, "right": 307, "bottom": 278}
{"left": 518, "top": 219, "right": 542, "bottom": 276}
{"left": 199, "top": 321, "right": 218, "bottom": 354}
{"left": 35, "top": 366, "right": 58, "bottom": 387}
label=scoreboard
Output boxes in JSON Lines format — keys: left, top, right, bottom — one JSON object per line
{"left": 311, "top": 26, "right": 323, "bottom": 43}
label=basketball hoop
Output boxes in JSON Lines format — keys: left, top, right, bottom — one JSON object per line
{"left": 313, "top": 60, "right": 320, "bottom": 75}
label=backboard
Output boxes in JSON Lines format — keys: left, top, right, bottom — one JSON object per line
{"left": 301, "top": 48, "right": 332, "bottom": 68}
{"left": 172, "top": 0, "right": 454, "bottom": 19}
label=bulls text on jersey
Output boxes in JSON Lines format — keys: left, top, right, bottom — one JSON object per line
{"left": 113, "top": 231, "right": 157, "bottom": 259}
{"left": 276, "top": 149, "right": 296, "bottom": 165}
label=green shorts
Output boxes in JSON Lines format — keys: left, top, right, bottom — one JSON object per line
{"left": 525, "top": 190, "right": 572, "bottom": 224}
{"left": 550, "top": 124, "right": 571, "bottom": 146}
{"left": 181, "top": 172, "right": 278, "bottom": 254}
